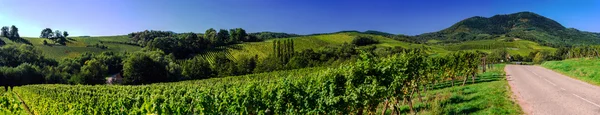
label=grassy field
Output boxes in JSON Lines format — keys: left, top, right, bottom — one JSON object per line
{"left": 2, "top": 36, "right": 141, "bottom": 59}
{"left": 542, "top": 58, "right": 600, "bottom": 86}
{"left": 390, "top": 64, "right": 522, "bottom": 115}
{"left": 212, "top": 33, "right": 450, "bottom": 61}
{"left": 433, "top": 39, "right": 556, "bottom": 56}
{"left": 207, "top": 33, "right": 555, "bottom": 61}
{"left": 1, "top": 32, "right": 553, "bottom": 61}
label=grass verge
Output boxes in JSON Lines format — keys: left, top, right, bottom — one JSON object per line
{"left": 386, "top": 64, "right": 522, "bottom": 115}
{"left": 541, "top": 58, "right": 600, "bottom": 86}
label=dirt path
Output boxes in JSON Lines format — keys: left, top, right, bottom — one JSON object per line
{"left": 506, "top": 65, "right": 600, "bottom": 115}
{"left": 13, "top": 91, "right": 34, "bottom": 115}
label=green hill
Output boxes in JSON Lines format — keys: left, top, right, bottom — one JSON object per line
{"left": 2, "top": 11, "right": 576, "bottom": 60}
{"left": 201, "top": 32, "right": 449, "bottom": 61}
{"left": 1, "top": 36, "right": 141, "bottom": 59}
{"left": 433, "top": 38, "right": 556, "bottom": 56}
{"left": 2, "top": 31, "right": 554, "bottom": 60}
{"left": 201, "top": 32, "right": 554, "bottom": 61}
{"left": 417, "top": 12, "right": 600, "bottom": 46}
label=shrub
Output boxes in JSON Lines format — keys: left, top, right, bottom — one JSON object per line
{"left": 351, "top": 36, "right": 379, "bottom": 46}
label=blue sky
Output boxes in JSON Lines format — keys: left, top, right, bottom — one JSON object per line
{"left": 0, "top": 0, "right": 598, "bottom": 37}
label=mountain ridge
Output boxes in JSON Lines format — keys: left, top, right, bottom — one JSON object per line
{"left": 416, "top": 11, "right": 600, "bottom": 46}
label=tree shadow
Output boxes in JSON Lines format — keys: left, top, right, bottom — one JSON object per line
{"left": 67, "top": 37, "right": 77, "bottom": 41}
{"left": 220, "top": 44, "right": 243, "bottom": 50}
{"left": 398, "top": 94, "right": 482, "bottom": 114}
{"left": 431, "top": 74, "right": 505, "bottom": 90}
{"left": 398, "top": 102, "right": 431, "bottom": 114}
{"left": 8, "top": 37, "right": 33, "bottom": 45}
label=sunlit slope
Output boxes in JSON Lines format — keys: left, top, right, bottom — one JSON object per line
{"left": 211, "top": 33, "right": 442, "bottom": 61}
{"left": 433, "top": 39, "right": 556, "bottom": 56}
{"left": 1, "top": 32, "right": 555, "bottom": 60}
{"left": 210, "top": 32, "right": 553, "bottom": 61}
{"left": 3, "top": 36, "right": 141, "bottom": 59}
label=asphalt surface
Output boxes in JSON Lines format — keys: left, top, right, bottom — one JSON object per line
{"left": 506, "top": 65, "right": 600, "bottom": 115}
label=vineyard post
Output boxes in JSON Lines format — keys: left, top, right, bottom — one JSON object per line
{"left": 406, "top": 91, "right": 415, "bottom": 114}
{"left": 482, "top": 56, "right": 486, "bottom": 72}
{"left": 417, "top": 85, "right": 424, "bottom": 103}
{"left": 391, "top": 97, "right": 400, "bottom": 115}
{"left": 381, "top": 99, "right": 389, "bottom": 115}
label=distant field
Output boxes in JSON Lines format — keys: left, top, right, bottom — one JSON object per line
{"left": 1, "top": 33, "right": 554, "bottom": 60}
{"left": 432, "top": 39, "right": 556, "bottom": 56}
{"left": 2, "top": 36, "right": 141, "bottom": 59}
{"left": 210, "top": 33, "right": 447, "bottom": 61}
{"left": 204, "top": 33, "right": 554, "bottom": 61}
{"left": 542, "top": 58, "right": 600, "bottom": 86}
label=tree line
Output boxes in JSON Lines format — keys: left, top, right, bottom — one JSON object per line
{"left": 0, "top": 37, "right": 406, "bottom": 86}
{"left": 0, "top": 25, "right": 22, "bottom": 46}
{"left": 128, "top": 28, "right": 261, "bottom": 59}
{"left": 40, "top": 28, "right": 69, "bottom": 45}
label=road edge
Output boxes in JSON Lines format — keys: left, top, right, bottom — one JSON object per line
{"left": 505, "top": 65, "right": 532, "bottom": 115}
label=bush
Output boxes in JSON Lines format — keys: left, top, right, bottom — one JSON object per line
{"left": 351, "top": 36, "right": 379, "bottom": 46}
{"left": 122, "top": 52, "right": 170, "bottom": 84}
{"left": 181, "top": 56, "right": 213, "bottom": 80}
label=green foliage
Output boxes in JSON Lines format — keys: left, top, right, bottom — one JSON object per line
{"left": 565, "top": 46, "right": 600, "bottom": 59}
{"left": 73, "top": 59, "right": 108, "bottom": 84}
{"left": 0, "top": 91, "right": 26, "bottom": 114}
{"left": 211, "top": 54, "right": 237, "bottom": 77}
{"left": 0, "top": 45, "right": 57, "bottom": 67}
{"left": 181, "top": 56, "right": 213, "bottom": 80}
{"left": 0, "top": 63, "right": 45, "bottom": 86}
{"left": 351, "top": 35, "right": 379, "bottom": 46}
{"left": 533, "top": 51, "right": 551, "bottom": 64}
{"left": 248, "top": 31, "right": 300, "bottom": 41}
{"left": 40, "top": 28, "right": 53, "bottom": 39}
{"left": 8, "top": 25, "right": 19, "bottom": 39}
{"left": 128, "top": 30, "right": 175, "bottom": 45}
{"left": 235, "top": 55, "right": 257, "bottom": 75}
{"left": 0, "top": 26, "right": 8, "bottom": 37}
{"left": 204, "top": 28, "right": 218, "bottom": 46}
{"left": 488, "top": 49, "right": 508, "bottom": 63}
{"left": 122, "top": 51, "right": 172, "bottom": 84}
{"left": 217, "top": 29, "right": 230, "bottom": 45}
{"left": 229, "top": 28, "right": 248, "bottom": 42}
{"left": 145, "top": 33, "right": 209, "bottom": 58}
{"left": 63, "top": 31, "right": 69, "bottom": 38}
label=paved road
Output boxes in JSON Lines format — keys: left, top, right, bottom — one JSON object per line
{"left": 506, "top": 65, "right": 600, "bottom": 115}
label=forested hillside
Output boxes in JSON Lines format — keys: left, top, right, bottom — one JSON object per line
{"left": 416, "top": 12, "right": 600, "bottom": 47}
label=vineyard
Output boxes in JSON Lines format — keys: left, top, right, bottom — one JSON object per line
{"left": 5, "top": 49, "right": 523, "bottom": 114}
{"left": 434, "top": 39, "right": 556, "bottom": 56}
{"left": 195, "top": 32, "right": 554, "bottom": 62}
{"left": 197, "top": 48, "right": 237, "bottom": 64}
{"left": 0, "top": 89, "right": 26, "bottom": 114}
{"left": 200, "top": 33, "right": 444, "bottom": 61}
